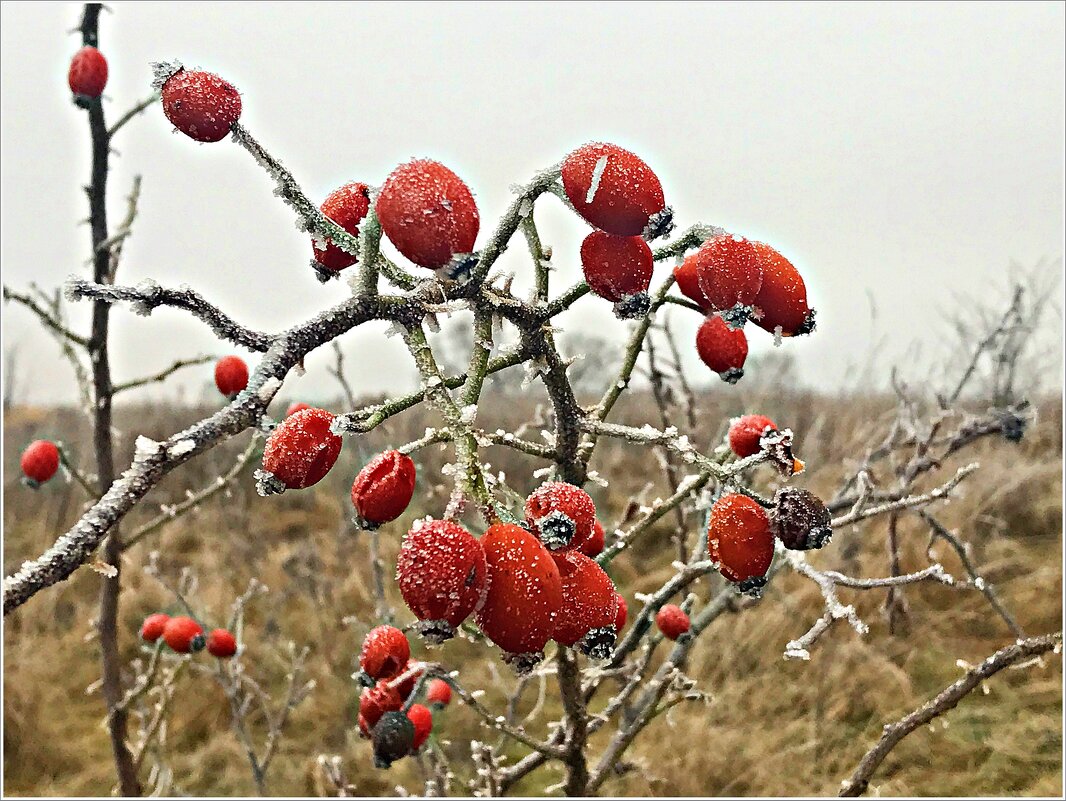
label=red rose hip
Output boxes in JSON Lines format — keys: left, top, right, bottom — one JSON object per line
{"left": 728, "top": 414, "right": 778, "bottom": 458}
{"left": 694, "top": 234, "right": 763, "bottom": 322}
{"left": 360, "top": 625, "right": 410, "bottom": 681}
{"left": 426, "top": 678, "right": 452, "bottom": 707}
{"left": 561, "top": 142, "right": 670, "bottom": 238}
{"left": 751, "top": 241, "right": 816, "bottom": 337}
{"left": 139, "top": 613, "right": 170, "bottom": 643}
{"left": 313, "top": 182, "right": 371, "bottom": 272}
{"left": 655, "top": 604, "right": 690, "bottom": 641}
{"left": 20, "top": 440, "right": 60, "bottom": 486}
{"left": 157, "top": 65, "right": 242, "bottom": 143}
{"left": 351, "top": 450, "right": 417, "bottom": 527}
{"left": 214, "top": 355, "right": 249, "bottom": 398}
{"left": 673, "top": 254, "right": 712, "bottom": 310}
{"left": 68, "top": 46, "right": 108, "bottom": 98}
{"left": 524, "top": 481, "right": 596, "bottom": 552}
{"left": 406, "top": 703, "right": 433, "bottom": 751}
{"left": 580, "top": 231, "right": 654, "bottom": 318}
{"left": 207, "top": 628, "right": 238, "bottom": 658}
{"left": 550, "top": 551, "right": 619, "bottom": 659}
{"left": 707, "top": 493, "right": 775, "bottom": 595}
{"left": 162, "top": 616, "right": 205, "bottom": 653}
{"left": 580, "top": 520, "right": 606, "bottom": 558}
{"left": 696, "top": 315, "right": 748, "bottom": 384}
{"left": 260, "top": 407, "right": 343, "bottom": 492}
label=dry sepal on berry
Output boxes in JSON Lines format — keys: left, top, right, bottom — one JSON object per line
{"left": 751, "top": 241, "right": 816, "bottom": 337}
{"left": 258, "top": 407, "right": 342, "bottom": 494}
{"left": 580, "top": 231, "right": 654, "bottom": 319}
{"left": 580, "top": 520, "right": 606, "bottom": 558}
{"left": 68, "top": 46, "right": 108, "bottom": 99}
{"left": 561, "top": 142, "right": 672, "bottom": 238}
{"left": 475, "top": 523, "right": 563, "bottom": 673}
{"left": 426, "top": 678, "right": 452, "bottom": 707}
{"left": 728, "top": 414, "right": 778, "bottom": 458}
{"left": 359, "top": 680, "right": 404, "bottom": 736}
{"left": 524, "top": 481, "right": 596, "bottom": 552}
{"left": 371, "top": 710, "right": 415, "bottom": 769}
{"left": 771, "top": 486, "right": 833, "bottom": 550}
{"left": 406, "top": 703, "right": 433, "bottom": 751}
{"left": 694, "top": 234, "right": 762, "bottom": 325}
{"left": 673, "top": 254, "right": 712, "bottom": 311}
{"left": 707, "top": 493, "right": 775, "bottom": 596}
{"left": 396, "top": 518, "right": 488, "bottom": 644}
{"left": 20, "top": 440, "right": 60, "bottom": 487}
{"left": 655, "top": 604, "right": 690, "bottom": 641}
{"left": 696, "top": 314, "right": 748, "bottom": 384}
{"left": 214, "top": 355, "right": 249, "bottom": 398}
{"left": 139, "top": 613, "right": 170, "bottom": 643}
{"left": 207, "top": 628, "right": 238, "bottom": 658}
{"left": 313, "top": 182, "right": 371, "bottom": 272}
{"left": 154, "top": 62, "right": 242, "bottom": 143}
{"left": 360, "top": 625, "right": 411, "bottom": 681}
{"left": 351, "top": 450, "right": 417, "bottom": 528}
{"left": 550, "top": 551, "right": 619, "bottom": 659}
{"left": 162, "top": 615, "right": 206, "bottom": 653}
{"left": 375, "top": 159, "right": 480, "bottom": 273}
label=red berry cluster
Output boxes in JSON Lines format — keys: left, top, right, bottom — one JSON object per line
{"left": 139, "top": 612, "right": 236, "bottom": 658}
{"left": 676, "top": 236, "right": 816, "bottom": 384}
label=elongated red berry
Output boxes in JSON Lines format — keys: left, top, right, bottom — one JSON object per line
{"left": 392, "top": 661, "right": 424, "bottom": 701}
{"left": 360, "top": 680, "right": 404, "bottom": 734}
{"left": 406, "top": 703, "right": 433, "bottom": 751}
{"left": 313, "top": 182, "right": 371, "bottom": 271}
{"left": 580, "top": 520, "right": 606, "bottom": 558}
{"left": 475, "top": 523, "right": 563, "bottom": 672}
{"left": 396, "top": 518, "right": 488, "bottom": 643}
{"left": 580, "top": 231, "right": 654, "bottom": 319}
{"left": 158, "top": 65, "right": 242, "bottom": 143}
{"left": 207, "top": 628, "right": 238, "bottom": 658}
{"left": 140, "top": 613, "right": 170, "bottom": 642}
{"left": 550, "top": 551, "right": 618, "bottom": 658}
{"left": 524, "top": 481, "right": 596, "bottom": 552}
{"left": 261, "top": 407, "right": 342, "bottom": 490}
{"left": 673, "top": 254, "right": 712, "bottom": 310}
{"left": 613, "top": 594, "right": 628, "bottom": 632}
{"left": 561, "top": 142, "right": 669, "bottom": 237}
{"left": 426, "top": 678, "right": 451, "bottom": 707}
{"left": 351, "top": 450, "right": 416, "bottom": 527}
{"left": 214, "top": 355, "right": 248, "bottom": 398}
{"left": 361, "top": 625, "right": 411, "bottom": 681}
{"left": 20, "top": 440, "right": 60, "bottom": 485}
{"left": 771, "top": 486, "right": 832, "bottom": 550}
{"left": 728, "top": 414, "right": 778, "bottom": 458}
{"left": 655, "top": 604, "right": 690, "bottom": 641}
{"left": 376, "top": 159, "right": 479, "bottom": 270}
{"left": 68, "top": 46, "right": 107, "bottom": 98}
{"left": 707, "top": 493, "right": 774, "bottom": 595}
{"left": 696, "top": 315, "right": 748, "bottom": 384}
{"left": 285, "top": 401, "right": 311, "bottom": 417}
{"left": 694, "top": 235, "right": 762, "bottom": 319}
{"left": 162, "top": 616, "right": 205, "bottom": 653}
{"left": 751, "top": 241, "right": 816, "bottom": 337}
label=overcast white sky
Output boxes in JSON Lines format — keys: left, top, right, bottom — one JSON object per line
{"left": 1, "top": 1, "right": 1063, "bottom": 407}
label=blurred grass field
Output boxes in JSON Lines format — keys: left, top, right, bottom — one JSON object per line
{"left": 2, "top": 386, "right": 1062, "bottom": 797}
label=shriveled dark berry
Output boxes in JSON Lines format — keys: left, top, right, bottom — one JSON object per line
{"left": 371, "top": 710, "right": 415, "bottom": 769}
{"left": 771, "top": 486, "right": 832, "bottom": 550}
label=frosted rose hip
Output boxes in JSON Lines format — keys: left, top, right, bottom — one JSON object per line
{"left": 550, "top": 550, "right": 618, "bottom": 658}
{"left": 524, "top": 481, "right": 596, "bottom": 552}
{"left": 20, "top": 440, "right": 60, "bottom": 485}
{"left": 561, "top": 142, "right": 668, "bottom": 237}
{"left": 351, "top": 450, "right": 416, "bottom": 526}
{"left": 696, "top": 315, "right": 748, "bottom": 384}
{"left": 580, "top": 231, "right": 654, "bottom": 319}
{"left": 159, "top": 67, "right": 242, "bottom": 143}
{"left": 314, "top": 182, "right": 371, "bottom": 271}
{"left": 261, "top": 407, "right": 342, "bottom": 490}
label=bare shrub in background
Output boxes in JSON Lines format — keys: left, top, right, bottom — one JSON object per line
{"left": 2, "top": 4, "right": 1061, "bottom": 798}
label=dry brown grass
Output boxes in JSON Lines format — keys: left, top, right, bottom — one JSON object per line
{"left": 2, "top": 389, "right": 1062, "bottom": 797}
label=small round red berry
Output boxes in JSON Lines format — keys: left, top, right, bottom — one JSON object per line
{"left": 694, "top": 235, "right": 763, "bottom": 322}
{"left": 707, "top": 493, "right": 775, "bottom": 596}
{"left": 771, "top": 486, "right": 833, "bottom": 551}
{"left": 162, "top": 615, "right": 205, "bottom": 653}
{"left": 579, "top": 520, "right": 606, "bottom": 558}
{"left": 475, "top": 523, "right": 563, "bottom": 673}
{"left": 426, "top": 678, "right": 452, "bottom": 707}
{"left": 613, "top": 594, "right": 628, "bottom": 632}
{"left": 396, "top": 518, "right": 488, "bottom": 643}
{"left": 285, "top": 401, "right": 311, "bottom": 417}
{"left": 360, "top": 680, "right": 404, "bottom": 734}
{"left": 20, "top": 440, "right": 60, "bottom": 486}
{"left": 696, "top": 315, "right": 748, "bottom": 384}
{"left": 673, "top": 254, "right": 712, "bottom": 310}
{"left": 580, "top": 232, "right": 654, "bottom": 319}
{"left": 159, "top": 66, "right": 242, "bottom": 143}
{"left": 313, "top": 182, "right": 371, "bottom": 272}
{"left": 371, "top": 710, "right": 415, "bottom": 769}
{"left": 406, "top": 703, "right": 433, "bottom": 751}
{"left": 728, "top": 414, "right": 778, "bottom": 458}
{"left": 375, "top": 159, "right": 479, "bottom": 271}
{"left": 139, "top": 613, "right": 170, "bottom": 643}
{"left": 524, "top": 481, "right": 597, "bottom": 552}
{"left": 655, "top": 604, "right": 690, "bottom": 641}
{"left": 207, "top": 628, "right": 238, "bottom": 658}
{"left": 68, "top": 46, "right": 107, "bottom": 98}
{"left": 351, "top": 450, "right": 417, "bottom": 527}
{"left": 751, "top": 241, "right": 816, "bottom": 337}
{"left": 360, "top": 625, "right": 410, "bottom": 681}
{"left": 214, "top": 355, "right": 249, "bottom": 398}
{"left": 260, "top": 407, "right": 343, "bottom": 491}
{"left": 550, "top": 551, "right": 618, "bottom": 659}
{"left": 561, "top": 142, "right": 670, "bottom": 238}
